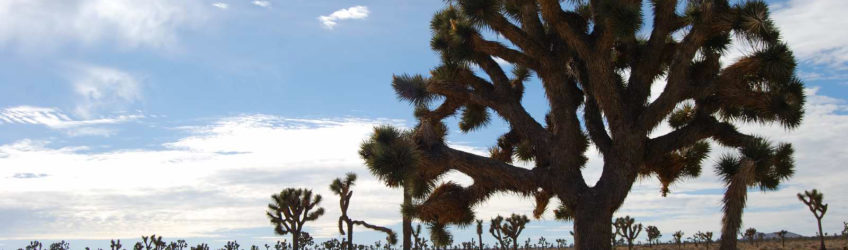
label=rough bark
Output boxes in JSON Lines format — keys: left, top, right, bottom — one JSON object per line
{"left": 719, "top": 162, "right": 755, "bottom": 250}
{"left": 816, "top": 218, "right": 825, "bottom": 250}
{"left": 572, "top": 198, "right": 614, "bottom": 250}
{"left": 403, "top": 190, "right": 412, "bottom": 250}
{"left": 346, "top": 222, "right": 353, "bottom": 250}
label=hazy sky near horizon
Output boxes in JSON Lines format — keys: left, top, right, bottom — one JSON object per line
{"left": 0, "top": 0, "right": 847, "bottom": 249}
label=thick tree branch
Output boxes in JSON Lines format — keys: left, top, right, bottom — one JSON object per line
{"left": 628, "top": 0, "right": 680, "bottom": 103}
{"left": 538, "top": 0, "right": 590, "bottom": 57}
{"left": 470, "top": 35, "right": 541, "bottom": 70}
{"left": 640, "top": 25, "right": 712, "bottom": 129}
{"left": 584, "top": 95, "right": 611, "bottom": 154}
{"left": 484, "top": 11, "right": 548, "bottom": 60}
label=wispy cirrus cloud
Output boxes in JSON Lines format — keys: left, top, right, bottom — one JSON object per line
{"left": 69, "top": 64, "right": 143, "bottom": 119}
{"left": 0, "top": 106, "right": 142, "bottom": 136}
{"left": 0, "top": 106, "right": 142, "bottom": 129}
{"left": 318, "top": 6, "right": 369, "bottom": 29}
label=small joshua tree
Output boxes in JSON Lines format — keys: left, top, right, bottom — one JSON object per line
{"left": 140, "top": 235, "right": 165, "bottom": 250}
{"left": 645, "top": 226, "right": 661, "bottom": 246}
{"left": 27, "top": 241, "right": 43, "bottom": 250}
{"left": 696, "top": 231, "right": 713, "bottom": 249}
{"left": 109, "top": 240, "right": 121, "bottom": 250}
{"left": 49, "top": 241, "right": 69, "bottom": 250}
{"left": 555, "top": 239, "right": 567, "bottom": 249}
{"left": 224, "top": 241, "right": 239, "bottom": 250}
{"left": 842, "top": 222, "right": 847, "bottom": 241}
{"left": 190, "top": 244, "right": 208, "bottom": 250}
{"left": 412, "top": 224, "right": 426, "bottom": 250}
{"left": 798, "top": 189, "right": 828, "bottom": 250}
{"left": 300, "top": 232, "right": 315, "bottom": 248}
{"left": 175, "top": 240, "right": 187, "bottom": 250}
{"left": 744, "top": 228, "right": 757, "bottom": 246}
{"left": 331, "top": 173, "right": 398, "bottom": 250}
{"left": 613, "top": 216, "right": 642, "bottom": 250}
{"left": 475, "top": 220, "right": 484, "bottom": 250}
{"left": 490, "top": 214, "right": 529, "bottom": 250}
{"left": 776, "top": 230, "right": 788, "bottom": 247}
{"left": 273, "top": 240, "right": 288, "bottom": 250}
{"left": 672, "top": 231, "right": 684, "bottom": 249}
{"left": 267, "top": 188, "right": 325, "bottom": 250}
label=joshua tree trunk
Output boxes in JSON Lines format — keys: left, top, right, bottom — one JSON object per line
{"left": 347, "top": 222, "right": 354, "bottom": 250}
{"left": 477, "top": 233, "right": 483, "bottom": 250}
{"left": 719, "top": 163, "right": 755, "bottom": 250}
{"left": 403, "top": 190, "right": 412, "bottom": 250}
{"left": 816, "top": 218, "right": 825, "bottom": 250}
{"left": 573, "top": 199, "right": 615, "bottom": 250}
{"left": 292, "top": 233, "right": 300, "bottom": 250}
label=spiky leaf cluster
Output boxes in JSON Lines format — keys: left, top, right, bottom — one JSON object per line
{"left": 428, "top": 222, "right": 454, "bottom": 249}
{"left": 410, "top": 182, "right": 475, "bottom": 226}
{"left": 359, "top": 126, "right": 439, "bottom": 198}
{"left": 715, "top": 138, "right": 794, "bottom": 190}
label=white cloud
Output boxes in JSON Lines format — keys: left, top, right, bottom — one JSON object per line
{"left": 0, "top": 106, "right": 142, "bottom": 136}
{"left": 771, "top": 0, "right": 848, "bottom": 68}
{"left": 318, "top": 6, "right": 369, "bottom": 29}
{"left": 0, "top": 0, "right": 209, "bottom": 52}
{"left": 251, "top": 1, "right": 270, "bottom": 8}
{"left": 211, "top": 3, "right": 228, "bottom": 10}
{"left": 1, "top": 88, "right": 846, "bottom": 243}
{"left": 69, "top": 64, "right": 142, "bottom": 118}
{"left": 0, "top": 116, "right": 405, "bottom": 240}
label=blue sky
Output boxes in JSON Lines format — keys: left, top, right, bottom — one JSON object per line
{"left": 0, "top": 0, "right": 847, "bottom": 249}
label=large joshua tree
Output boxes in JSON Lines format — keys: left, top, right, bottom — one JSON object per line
{"left": 266, "top": 188, "right": 325, "bottom": 250}
{"left": 364, "top": 0, "right": 805, "bottom": 249}
{"left": 717, "top": 138, "right": 794, "bottom": 250}
{"left": 330, "top": 173, "right": 398, "bottom": 250}
{"left": 798, "top": 189, "right": 828, "bottom": 250}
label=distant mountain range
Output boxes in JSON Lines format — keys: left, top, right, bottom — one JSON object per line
{"left": 755, "top": 231, "right": 805, "bottom": 240}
